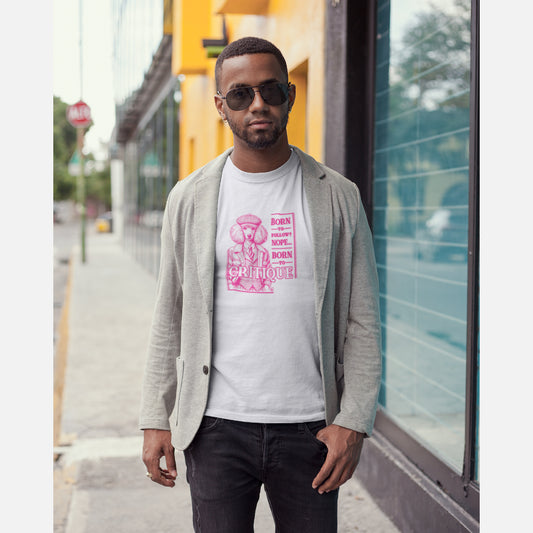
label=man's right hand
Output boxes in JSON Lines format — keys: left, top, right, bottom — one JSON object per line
{"left": 142, "top": 429, "right": 177, "bottom": 487}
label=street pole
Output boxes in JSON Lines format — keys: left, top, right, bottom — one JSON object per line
{"left": 78, "top": 0, "right": 86, "bottom": 263}
{"left": 77, "top": 127, "right": 87, "bottom": 263}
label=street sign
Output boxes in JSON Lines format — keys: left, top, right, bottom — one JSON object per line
{"left": 68, "top": 150, "right": 93, "bottom": 176}
{"left": 66, "top": 100, "right": 92, "bottom": 128}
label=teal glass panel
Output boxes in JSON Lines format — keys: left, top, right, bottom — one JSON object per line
{"left": 123, "top": 84, "right": 180, "bottom": 277}
{"left": 373, "top": 0, "right": 471, "bottom": 473}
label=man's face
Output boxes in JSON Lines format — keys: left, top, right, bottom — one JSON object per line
{"left": 215, "top": 53, "right": 295, "bottom": 150}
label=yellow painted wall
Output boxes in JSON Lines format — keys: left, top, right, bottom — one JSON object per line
{"left": 287, "top": 60, "right": 309, "bottom": 155}
{"left": 172, "top": 0, "right": 211, "bottom": 75}
{"left": 176, "top": 0, "right": 325, "bottom": 180}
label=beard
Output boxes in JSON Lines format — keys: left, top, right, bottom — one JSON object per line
{"left": 226, "top": 109, "right": 289, "bottom": 150}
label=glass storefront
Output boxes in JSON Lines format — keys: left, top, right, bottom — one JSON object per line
{"left": 112, "top": 0, "right": 164, "bottom": 113}
{"left": 123, "top": 85, "right": 180, "bottom": 276}
{"left": 373, "top": 0, "right": 473, "bottom": 472}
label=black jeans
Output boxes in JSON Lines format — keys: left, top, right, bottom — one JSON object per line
{"left": 184, "top": 417, "right": 338, "bottom": 533}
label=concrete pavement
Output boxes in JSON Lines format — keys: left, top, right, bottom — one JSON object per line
{"left": 53, "top": 230, "right": 400, "bottom": 533}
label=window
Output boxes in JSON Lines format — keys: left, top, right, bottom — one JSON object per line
{"left": 372, "top": 0, "right": 473, "bottom": 473}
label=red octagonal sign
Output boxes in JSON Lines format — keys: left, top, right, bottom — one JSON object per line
{"left": 66, "top": 100, "right": 92, "bottom": 128}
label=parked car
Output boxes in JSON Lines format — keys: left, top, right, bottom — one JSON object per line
{"left": 95, "top": 212, "right": 113, "bottom": 233}
{"left": 416, "top": 208, "right": 467, "bottom": 262}
{"left": 415, "top": 182, "right": 469, "bottom": 263}
{"left": 53, "top": 202, "right": 63, "bottom": 224}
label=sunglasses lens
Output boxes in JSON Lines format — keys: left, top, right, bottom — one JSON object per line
{"left": 260, "top": 82, "right": 288, "bottom": 106}
{"left": 224, "top": 83, "right": 289, "bottom": 110}
{"left": 226, "top": 87, "right": 254, "bottom": 110}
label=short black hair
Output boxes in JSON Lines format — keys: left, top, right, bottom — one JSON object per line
{"left": 215, "top": 37, "right": 288, "bottom": 91}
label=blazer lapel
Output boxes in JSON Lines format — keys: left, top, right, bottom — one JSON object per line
{"left": 193, "top": 149, "right": 232, "bottom": 313}
{"left": 294, "top": 147, "right": 333, "bottom": 313}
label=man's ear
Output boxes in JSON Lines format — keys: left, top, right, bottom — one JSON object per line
{"left": 214, "top": 95, "right": 226, "bottom": 121}
{"left": 288, "top": 83, "right": 296, "bottom": 112}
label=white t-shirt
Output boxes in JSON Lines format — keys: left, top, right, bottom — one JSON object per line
{"left": 205, "top": 150, "right": 325, "bottom": 423}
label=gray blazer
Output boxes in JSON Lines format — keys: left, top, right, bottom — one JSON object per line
{"left": 139, "top": 146, "right": 382, "bottom": 451}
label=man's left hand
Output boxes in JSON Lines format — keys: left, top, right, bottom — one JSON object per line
{"left": 311, "top": 424, "right": 364, "bottom": 494}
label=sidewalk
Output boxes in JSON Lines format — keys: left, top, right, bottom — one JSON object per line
{"left": 54, "top": 231, "right": 400, "bottom": 533}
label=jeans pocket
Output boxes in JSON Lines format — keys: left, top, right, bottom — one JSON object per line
{"left": 303, "top": 420, "right": 328, "bottom": 450}
{"left": 197, "top": 416, "right": 221, "bottom": 433}
{"left": 186, "top": 417, "right": 221, "bottom": 455}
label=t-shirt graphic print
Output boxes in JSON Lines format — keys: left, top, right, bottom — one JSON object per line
{"left": 226, "top": 212, "right": 297, "bottom": 293}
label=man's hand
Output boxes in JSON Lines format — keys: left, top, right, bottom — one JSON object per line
{"left": 312, "top": 424, "right": 364, "bottom": 494}
{"left": 142, "top": 429, "right": 177, "bottom": 488}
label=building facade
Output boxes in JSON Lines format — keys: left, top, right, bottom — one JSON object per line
{"left": 111, "top": 1, "right": 479, "bottom": 530}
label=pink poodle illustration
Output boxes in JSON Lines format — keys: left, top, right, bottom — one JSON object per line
{"left": 226, "top": 214, "right": 275, "bottom": 293}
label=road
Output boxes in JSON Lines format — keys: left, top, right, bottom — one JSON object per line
{"left": 53, "top": 219, "right": 88, "bottom": 349}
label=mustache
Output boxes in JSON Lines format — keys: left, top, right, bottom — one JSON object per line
{"left": 245, "top": 111, "right": 272, "bottom": 123}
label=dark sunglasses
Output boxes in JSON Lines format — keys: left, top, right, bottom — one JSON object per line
{"left": 218, "top": 82, "right": 291, "bottom": 111}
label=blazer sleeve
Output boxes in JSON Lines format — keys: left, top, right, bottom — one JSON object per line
{"left": 333, "top": 191, "right": 382, "bottom": 436}
{"left": 139, "top": 199, "right": 182, "bottom": 431}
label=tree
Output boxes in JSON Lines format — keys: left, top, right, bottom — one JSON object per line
{"left": 54, "top": 96, "right": 79, "bottom": 200}
{"left": 395, "top": 0, "right": 470, "bottom": 111}
{"left": 86, "top": 163, "right": 112, "bottom": 210}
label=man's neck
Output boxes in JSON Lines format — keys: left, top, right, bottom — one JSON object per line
{"left": 231, "top": 135, "right": 292, "bottom": 173}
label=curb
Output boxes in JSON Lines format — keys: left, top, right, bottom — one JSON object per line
{"left": 54, "top": 254, "right": 73, "bottom": 452}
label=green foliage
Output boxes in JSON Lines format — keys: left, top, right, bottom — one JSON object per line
{"left": 86, "top": 164, "right": 112, "bottom": 210}
{"left": 395, "top": 0, "right": 470, "bottom": 109}
{"left": 54, "top": 96, "right": 78, "bottom": 200}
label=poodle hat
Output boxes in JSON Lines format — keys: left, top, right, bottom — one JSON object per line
{"left": 236, "top": 214, "right": 262, "bottom": 227}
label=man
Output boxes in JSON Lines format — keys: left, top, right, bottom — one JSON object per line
{"left": 141, "top": 37, "right": 382, "bottom": 532}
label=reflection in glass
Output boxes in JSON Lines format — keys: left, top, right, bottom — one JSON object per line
{"left": 124, "top": 85, "right": 180, "bottom": 276}
{"left": 373, "top": 0, "right": 471, "bottom": 472}
{"left": 113, "top": 0, "right": 164, "bottom": 122}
